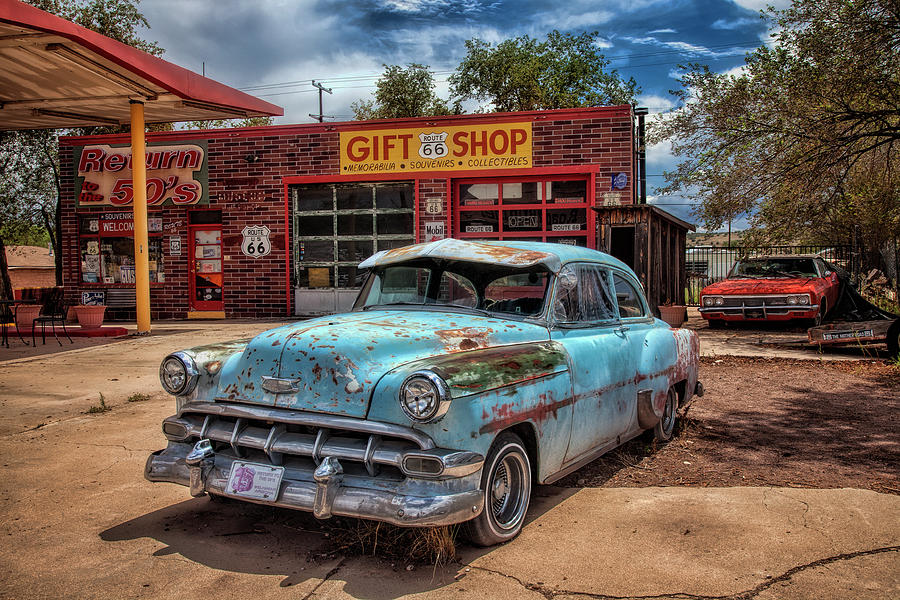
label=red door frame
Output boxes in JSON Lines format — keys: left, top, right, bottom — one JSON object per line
{"left": 188, "top": 223, "right": 224, "bottom": 311}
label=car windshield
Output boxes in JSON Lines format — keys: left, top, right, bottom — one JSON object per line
{"left": 730, "top": 258, "right": 819, "bottom": 278}
{"left": 355, "top": 262, "right": 550, "bottom": 318}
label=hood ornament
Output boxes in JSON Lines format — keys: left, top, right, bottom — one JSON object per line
{"left": 261, "top": 376, "right": 300, "bottom": 394}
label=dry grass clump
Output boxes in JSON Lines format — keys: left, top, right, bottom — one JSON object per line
{"left": 317, "top": 519, "right": 458, "bottom": 566}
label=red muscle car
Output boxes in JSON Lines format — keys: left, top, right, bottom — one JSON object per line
{"left": 699, "top": 255, "right": 840, "bottom": 327}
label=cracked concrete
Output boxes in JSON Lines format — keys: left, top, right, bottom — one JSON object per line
{"left": 1, "top": 320, "right": 898, "bottom": 599}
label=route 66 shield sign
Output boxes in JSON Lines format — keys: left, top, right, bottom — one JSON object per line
{"left": 241, "top": 225, "right": 271, "bottom": 258}
{"left": 418, "top": 132, "right": 449, "bottom": 159}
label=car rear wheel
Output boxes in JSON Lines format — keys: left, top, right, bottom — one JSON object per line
{"left": 654, "top": 387, "right": 678, "bottom": 441}
{"left": 466, "top": 432, "right": 532, "bottom": 547}
{"left": 887, "top": 320, "right": 900, "bottom": 359}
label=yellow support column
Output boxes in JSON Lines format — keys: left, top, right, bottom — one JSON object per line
{"left": 130, "top": 100, "right": 151, "bottom": 334}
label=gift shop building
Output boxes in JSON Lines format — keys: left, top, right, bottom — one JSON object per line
{"left": 59, "top": 105, "right": 690, "bottom": 319}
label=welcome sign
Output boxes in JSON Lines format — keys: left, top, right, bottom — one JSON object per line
{"left": 340, "top": 123, "right": 533, "bottom": 174}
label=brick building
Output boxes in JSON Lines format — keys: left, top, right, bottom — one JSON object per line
{"left": 60, "top": 106, "right": 656, "bottom": 319}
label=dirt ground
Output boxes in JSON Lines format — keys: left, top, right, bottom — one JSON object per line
{"left": 558, "top": 356, "right": 900, "bottom": 495}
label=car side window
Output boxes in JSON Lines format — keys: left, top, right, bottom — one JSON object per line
{"left": 553, "top": 264, "right": 616, "bottom": 324}
{"left": 612, "top": 272, "right": 646, "bottom": 318}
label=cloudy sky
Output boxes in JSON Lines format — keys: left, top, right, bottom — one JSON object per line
{"left": 138, "top": 0, "right": 790, "bottom": 228}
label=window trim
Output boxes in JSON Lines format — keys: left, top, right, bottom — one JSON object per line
{"left": 610, "top": 268, "right": 652, "bottom": 321}
{"left": 549, "top": 262, "right": 621, "bottom": 329}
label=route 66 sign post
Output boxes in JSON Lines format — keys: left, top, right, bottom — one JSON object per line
{"left": 241, "top": 225, "right": 271, "bottom": 258}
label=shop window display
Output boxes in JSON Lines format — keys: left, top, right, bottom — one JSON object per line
{"left": 79, "top": 215, "right": 164, "bottom": 284}
{"left": 455, "top": 178, "right": 592, "bottom": 246}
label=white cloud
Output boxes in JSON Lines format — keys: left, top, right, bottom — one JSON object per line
{"left": 712, "top": 17, "right": 760, "bottom": 30}
{"left": 636, "top": 94, "right": 676, "bottom": 114}
{"left": 625, "top": 36, "right": 750, "bottom": 58}
{"left": 648, "top": 28, "right": 676, "bottom": 34}
{"left": 729, "top": 0, "right": 791, "bottom": 11}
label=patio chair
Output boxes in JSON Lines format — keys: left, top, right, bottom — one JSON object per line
{"left": 32, "top": 287, "right": 72, "bottom": 346}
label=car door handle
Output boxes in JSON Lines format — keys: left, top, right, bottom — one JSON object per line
{"left": 615, "top": 325, "right": 630, "bottom": 336}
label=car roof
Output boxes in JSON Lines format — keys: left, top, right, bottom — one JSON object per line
{"left": 357, "top": 238, "right": 631, "bottom": 274}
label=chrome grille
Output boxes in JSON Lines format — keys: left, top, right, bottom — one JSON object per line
{"left": 721, "top": 296, "right": 788, "bottom": 307}
{"left": 165, "top": 402, "right": 434, "bottom": 478}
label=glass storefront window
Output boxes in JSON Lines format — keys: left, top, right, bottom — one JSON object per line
{"left": 455, "top": 177, "right": 592, "bottom": 246}
{"left": 79, "top": 215, "right": 164, "bottom": 284}
{"left": 293, "top": 182, "right": 415, "bottom": 289}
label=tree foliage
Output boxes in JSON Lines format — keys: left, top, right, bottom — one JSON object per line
{"left": 449, "top": 30, "right": 639, "bottom": 112}
{"left": 651, "top": 0, "right": 899, "bottom": 271}
{"left": 182, "top": 116, "right": 275, "bottom": 130}
{"left": 351, "top": 64, "right": 458, "bottom": 120}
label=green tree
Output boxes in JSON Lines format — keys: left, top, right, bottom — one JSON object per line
{"left": 182, "top": 116, "right": 274, "bottom": 130}
{"left": 0, "top": 132, "right": 57, "bottom": 298}
{"left": 351, "top": 64, "right": 459, "bottom": 120}
{"left": 651, "top": 0, "right": 899, "bottom": 275}
{"left": 449, "top": 30, "right": 639, "bottom": 112}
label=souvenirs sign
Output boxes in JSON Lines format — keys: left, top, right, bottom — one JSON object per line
{"left": 340, "top": 123, "right": 532, "bottom": 174}
{"left": 75, "top": 141, "right": 208, "bottom": 207}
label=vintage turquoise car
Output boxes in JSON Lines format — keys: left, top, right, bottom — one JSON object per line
{"left": 146, "top": 239, "right": 702, "bottom": 546}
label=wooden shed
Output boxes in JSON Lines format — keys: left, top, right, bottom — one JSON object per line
{"left": 593, "top": 205, "right": 695, "bottom": 312}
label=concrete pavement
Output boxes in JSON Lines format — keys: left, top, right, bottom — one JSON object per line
{"left": 0, "top": 319, "right": 897, "bottom": 599}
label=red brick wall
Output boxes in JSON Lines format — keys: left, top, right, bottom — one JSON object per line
{"left": 59, "top": 106, "right": 635, "bottom": 319}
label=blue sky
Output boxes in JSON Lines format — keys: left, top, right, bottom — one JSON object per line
{"left": 138, "top": 0, "right": 790, "bottom": 229}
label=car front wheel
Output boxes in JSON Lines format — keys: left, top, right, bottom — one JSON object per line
{"left": 466, "top": 432, "right": 532, "bottom": 547}
{"left": 812, "top": 299, "right": 827, "bottom": 327}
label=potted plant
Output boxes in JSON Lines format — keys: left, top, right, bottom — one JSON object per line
{"left": 74, "top": 304, "right": 106, "bottom": 329}
{"left": 74, "top": 291, "right": 107, "bottom": 329}
{"left": 14, "top": 303, "right": 41, "bottom": 330}
{"left": 659, "top": 303, "right": 687, "bottom": 328}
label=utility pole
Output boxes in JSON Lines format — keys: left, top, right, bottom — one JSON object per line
{"left": 309, "top": 80, "right": 333, "bottom": 122}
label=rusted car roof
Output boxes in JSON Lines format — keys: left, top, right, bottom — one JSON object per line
{"left": 358, "top": 239, "right": 632, "bottom": 273}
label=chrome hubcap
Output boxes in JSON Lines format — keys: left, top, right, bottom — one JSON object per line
{"left": 489, "top": 452, "right": 529, "bottom": 531}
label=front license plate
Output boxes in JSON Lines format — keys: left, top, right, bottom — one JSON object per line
{"left": 225, "top": 461, "right": 284, "bottom": 501}
{"left": 744, "top": 309, "right": 764, "bottom": 319}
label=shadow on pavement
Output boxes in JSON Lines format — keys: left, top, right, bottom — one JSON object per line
{"left": 99, "top": 485, "right": 580, "bottom": 597}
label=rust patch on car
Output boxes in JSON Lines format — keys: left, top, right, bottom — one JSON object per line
{"left": 479, "top": 394, "right": 575, "bottom": 434}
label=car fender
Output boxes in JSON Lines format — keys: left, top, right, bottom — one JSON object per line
{"left": 366, "top": 341, "right": 575, "bottom": 480}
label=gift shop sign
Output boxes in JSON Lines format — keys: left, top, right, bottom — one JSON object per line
{"left": 74, "top": 142, "right": 209, "bottom": 207}
{"left": 340, "top": 123, "right": 532, "bottom": 174}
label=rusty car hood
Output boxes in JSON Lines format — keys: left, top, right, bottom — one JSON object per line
{"left": 214, "top": 310, "right": 550, "bottom": 417}
{"left": 703, "top": 277, "right": 821, "bottom": 295}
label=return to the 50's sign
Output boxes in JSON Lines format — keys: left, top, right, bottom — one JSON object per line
{"left": 340, "top": 123, "right": 532, "bottom": 174}
{"left": 74, "top": 141, "right": 209, "bottom": 207}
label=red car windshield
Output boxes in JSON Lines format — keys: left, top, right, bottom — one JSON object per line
{"left": 730, "top": 258, "right": 819, "bottom": 278}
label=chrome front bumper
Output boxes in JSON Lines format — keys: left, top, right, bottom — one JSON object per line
{"left": 145, "top": 440, "right": 485, "bottom": 527}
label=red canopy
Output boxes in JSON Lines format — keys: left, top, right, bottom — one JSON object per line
{"left": 0, "top": 0, "right": 283, "bottom": 130}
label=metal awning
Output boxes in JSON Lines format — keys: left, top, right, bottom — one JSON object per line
{"left": 0, "top": 0, "right": 283, "bottom": 333}
{"left": 0, "top": 0, "right": 282, "bottom": 129}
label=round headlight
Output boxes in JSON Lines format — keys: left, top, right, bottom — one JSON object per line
{"left": 798, "top": 295, "right": 810, "bottom": 305}
{"left": 159, "top": 353, "right": 198, "bottom": 396}
{"left": 714, "top": 296, "right": 724, "bottom": 306}
{"left": 399, "top": 371, "right": 450, "bottom": 422}
{"left": 787, "top": 295, "right": 798, "bottom": 305}
{"left": 702, "top": 296, "right": 713, "bottom": 307}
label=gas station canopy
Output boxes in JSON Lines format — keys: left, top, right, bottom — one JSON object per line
{"left": 0, "top": 0, "right": 283, "bottom": 130}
